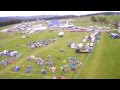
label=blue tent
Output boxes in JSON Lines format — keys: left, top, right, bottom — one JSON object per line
{"left": 13, "top": 66, "right": 20, "bottom": 72}
{"left": 70, "top": 64, "right": 76, "bottom": 71}
{"left": 25, "top": 66, "right": 32, "bottom": 74}
{"left": 110, "top": 33, "right": 119, "bottom": 39}
{"left": 41, "top": 69, "right": 46, "bottom": 75}
{"left": 26, "top": 69, "right": 31, "bottom": 74}
{"left": 48, "top": 20, "right": 60, "bottom": 27}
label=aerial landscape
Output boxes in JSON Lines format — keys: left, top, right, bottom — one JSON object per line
{"left": 0, "top": 11, "right": 120, "bottom": 79}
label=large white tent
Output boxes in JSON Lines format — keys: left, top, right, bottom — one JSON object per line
{"left": 58, "top": 31, "right": 64, "bottom": 36}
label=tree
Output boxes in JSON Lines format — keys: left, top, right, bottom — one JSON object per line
{"left": 114, "top": 21, "right": 119, "bottom": 29}
{"left": 97, "top": 16, "right": 108, "bottom": 24}
{"left": 91, "top": 16, "right": 97, "bottom": 22}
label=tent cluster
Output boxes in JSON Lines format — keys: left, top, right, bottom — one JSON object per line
{"left": 69, "top": 27, "right": 88, "bottom": 32}
{"left": 87, "top": 25, "right": 111, "bottom": 31}
{"left": 68, "top": 42, "right": 84, "bottom": 49}
{"left": 0, "top": 50, "right": 21, "bottom": 66}
{"left": 26, "top": 55, "right": 54, "bottom": 74}
{"left": 1, "top": 23, "right": 47, "bottom": 34}
{"left": 88, "top": 26, "right": 103, "bottom": 31}
{"left": 12, "top": 65, "right": 33, "bottom": 73}
{"left": 25, "top": 66, "right": 33, "bottom": 74}
{"left": 46, "top": 60, "right": 54, "bottom": 69}
{"left": 12, "top": 54, "right": 82, "bottom": 79}
{"left": 49, "top": 22, "right": 109, "bottom": 32}
{"left": 67, "top": 31, "right": 100, "bottom": 53}
{"left": 26, "top": 55, "right": 54, "bottom": 68}
{"left": 36, "top": 58, "right": 44, "bottom": 66}
{"left": 0, "top": 50, "right": 20, "bottom": 57}
{"left": 47, "top": 19, "right": 75, "bottom": 29}
{"left": 76, "top": 31, "right": 100, "bottom": 53}
{"left": 0, "top": 57, "right": 18, "bottom": 66}
{"left": 0, "top": 59, "right": 9, "bottom": 66}
{"left": 69, "top": 57, "right": 82, "bottom": 71}
{"left": 27, "top": 37, "right": 57, "bottom": 49}
{"left": 59, "top": 21, "right": 75, "bottom": 29}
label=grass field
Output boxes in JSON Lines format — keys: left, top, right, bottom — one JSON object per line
{"left": 0, "top": 16, "right": 120, "bottom": 79}
{"left": 0, "top": 31, "right": 89, "bottom": 79}
{"left": 76, "top": 32, "right": 120, "bottom": 79}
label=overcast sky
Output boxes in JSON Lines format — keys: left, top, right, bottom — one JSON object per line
{"left": 0, "top": 11, "right": 120, "bottom": 17}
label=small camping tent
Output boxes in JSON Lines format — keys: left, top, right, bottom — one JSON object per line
{"left": 22, "top": 36, "right": 27, "bottom": 38}
{"left": 13, "top": 66, "right": 20, "bottom": 72}
{"left": 71, "top": 43, "right": 76, "bottom": 48}
{"left": 70, "top": 64, "right": 76, "bottom": 71}
{"left": 41, "top": 68, "right": 46, "bottom": 75}
{"left": 58, "top": 31, "right": 64, "bottom": 37}
{"left": 110, "top": 33, "right": 120, "bottom": 39}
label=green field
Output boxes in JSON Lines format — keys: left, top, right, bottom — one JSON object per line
{"left": 76, "top": 32, "right": 120, "bottom": 79}
{"left": 0, "top": 16, "right": 120, "bottom": 79}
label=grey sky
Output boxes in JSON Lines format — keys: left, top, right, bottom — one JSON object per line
{"left": 0, "top": 11, "right": 119, "bottom": 17}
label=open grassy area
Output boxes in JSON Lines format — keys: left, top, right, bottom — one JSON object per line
{"left": 78, "top": 32, "right": 120, "bottom": 79}
{"left": 0, "top": 15, "right": 120, "bottom": 79}
{"left": 73, "top": 15, "right": 120, "bottom": 29}
{"left": 0, "top": 31, "right": 89, "bottom": 79}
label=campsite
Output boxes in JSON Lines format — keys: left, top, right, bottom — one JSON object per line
{"left": 0, "top": 12, "right": 120, "bottom": 79}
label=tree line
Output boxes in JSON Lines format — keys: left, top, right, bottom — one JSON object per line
{"left": 0, "top": 15, "right": 78, "bottom": 27}
{"left": 0, "top": 19, "right": 21, "bottom": 27}
{"left": 91, "top": 16, "right": 119, "bottom": 29}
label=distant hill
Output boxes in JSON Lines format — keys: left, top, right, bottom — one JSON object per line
{"left": 0, "top": 15, "right": 78, "bottom": 22}
{"left": 0, "top": 12, "right": 120, "bottom": 27}
{"left": 0, "top": 15, "right": 78, "bottom": 27}
{"left": 0, "top": 12, "right": 120, "bottom": 22}
{"left": 80, "top": 12, "right": 120, "bottom": 17}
